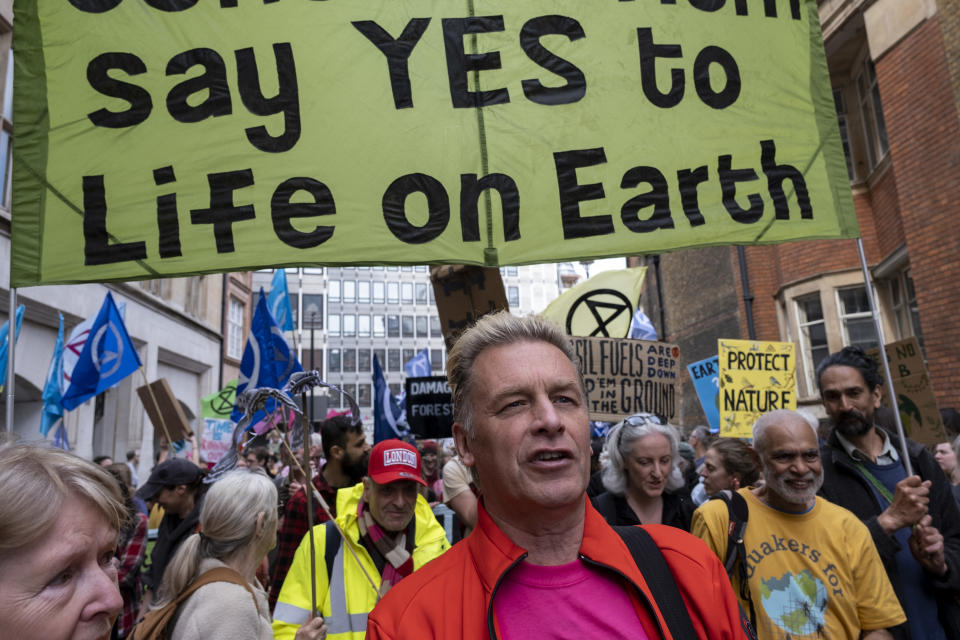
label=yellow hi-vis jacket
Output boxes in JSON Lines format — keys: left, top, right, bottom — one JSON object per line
{"left": 272, "top": 482, "right": 450, "bottom": 640}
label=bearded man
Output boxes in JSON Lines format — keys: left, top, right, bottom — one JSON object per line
{"left": 817, "top": 346, "right": 960, "bottom": 639}
{"left": 693, "top": 409, "right": 903, "bottom": 639}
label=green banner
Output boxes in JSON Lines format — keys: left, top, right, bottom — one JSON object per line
{"left": 201, "top": 379, "right": 236, "bottom": 420}
{"left": 12, "top": 0, "right": 856, "bottom": 286}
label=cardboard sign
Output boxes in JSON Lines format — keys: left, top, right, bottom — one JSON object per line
{"left": 867, "top": 337, "right": 946, "bottom": 446}
{"left": 718, "top": 339, "right": 796, "bottom": 438}
{"left": 199, "top": 418, "right": 234, "bottom": 464}
{"left": 430, "top": 265, "right": 508, "bottom": 350}
{"left": 136, "top": 377, "right": 193, "bottom": 442}
{"left": 404, "top": 376, "right": 454, "bottom": 439}
{"left": 687, "top": 355, "right": 721, "bottom": 431}
{"left": 12, "top": 1, "right": 856, "bottom": 286}
{"left": 571, "top": 336, "right": 680, "bottom": 422}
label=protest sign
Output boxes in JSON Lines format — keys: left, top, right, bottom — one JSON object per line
{"left": 200, "top": 417, "right": 234, "bottom": 464}
{"left": 13, "top": 0, "right": 856, "bottom": 286}
{"left": 405, "top": 376, "right": 454, "bottom": 439}
{"left": 136, "top": 377, "right": 193, "bottom": 442}
{"left": 867, "top": 337, "right": 946, "bottom": 446}
{"left": 687, "top": 355, "right": 720, "bottom": 431}
{"left": 430, "top": 265, "right": 507, "bottom": 350}
{"left": 718, "top": 339, "right": 795, "bottom": 438}
{"left": 541, "top": 267, "right": 645, "bottom": 338}
{"left": 571, "top": 336, "right": 679, "bottom": 422}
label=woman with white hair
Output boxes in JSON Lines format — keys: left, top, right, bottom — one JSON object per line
{"left": 592, "top": 412, "right": 695, "bottom": 530}
{"left": 143, "top": 470, "right": 326, "bottom": 640}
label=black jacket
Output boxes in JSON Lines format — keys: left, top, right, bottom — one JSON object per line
{"left": 819, "top": 429, "right": 960, "bottom": 639}
{"left": 142, "top": 497, "right": 203, "bottom": 591}
{"left": 591, "top": 490, "right": 695, "bottom": 531}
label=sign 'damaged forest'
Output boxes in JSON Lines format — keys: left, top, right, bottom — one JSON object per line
{"left": 12, "top": 0, "right": 856, "bottom": 285}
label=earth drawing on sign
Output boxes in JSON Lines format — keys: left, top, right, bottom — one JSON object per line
{"left": 759, "top": 570, "right": 827, "bottom": 637}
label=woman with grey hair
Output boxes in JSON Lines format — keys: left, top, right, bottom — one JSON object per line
{"left": 592, "top": 412, "right": 695, "bottom": 530}
{"left": 0, "top": 442, "right": 126, "bottom": 640}
{"left": 143, "top": 470, "right": 326, "bottom": 640}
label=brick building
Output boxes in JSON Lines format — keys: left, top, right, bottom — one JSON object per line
{"left": 637, "top": 0, "right": 960, "bottom": 424}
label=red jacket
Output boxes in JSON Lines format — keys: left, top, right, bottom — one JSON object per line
{"left": 367, "top": 498, "right": 751, "bottom": 639}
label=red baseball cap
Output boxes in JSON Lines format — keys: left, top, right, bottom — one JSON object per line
{"left": 368, "top": 439, "right": 427, "bottom": 486}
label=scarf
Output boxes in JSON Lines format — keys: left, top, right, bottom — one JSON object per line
{"left": 356, "top": 500, "right": 415, "bottom": 596}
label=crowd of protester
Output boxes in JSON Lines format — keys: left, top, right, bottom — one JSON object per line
{"left": 3, "top": 322, "right": 960, "bottom": 639}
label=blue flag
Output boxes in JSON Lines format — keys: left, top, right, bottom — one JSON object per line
{"left": 374, "top": 354, "right": 406, "bottom": 443}
{"left": 0, "top": 304, "right": 25, "bottom": 393}
{"left": 629, "top": 308, "right": 658, "bottom": 341}
{"left": 52, "top": 422, "right": 71, "bottom": 451}
{"left": 62, "top": 294, "right": 141, "bottom": 411}
{"left": 267, "top": 268, "right": 294, "bottom": 332}
{"left": 40, "top": 314, "right": 65, "bottom": 437}
{"left": 231, "top": 291, "right": 303, "bottom": 422}
{"left": 403, "top": 348, "right": 432, "bottom": 378}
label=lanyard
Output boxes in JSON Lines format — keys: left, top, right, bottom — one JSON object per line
{"left": 853, "top": 462, "right": 895, "bottom": 504}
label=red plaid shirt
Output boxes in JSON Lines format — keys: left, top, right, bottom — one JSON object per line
{"left": 115, "top": 512, "right": 148, "bottom": 638}
{"left": 268, "top": 473, "right": 339, "bottom": 610}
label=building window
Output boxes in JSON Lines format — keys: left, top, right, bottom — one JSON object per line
{"left": 343, "top": 349, "right": 356, "bottom": 372}
{"left": 430, "top": 348, "right": 443, "bottom": 372}
{"left": 387, "top": 315, "right": 400, "bottom": 337}
{"left": 429, "top": 316, "right": 441, "bottom": 338}
{"left": 342, "top": 384, "right": 356, "bottom": 408}
{"left": 401, "top": 282, "right": 413, "bottom": 304}
{"left": 796, "top": 294, "right": 828, "bottom": 395}
{"left": 833, "top": 88, "right": 854, "bottom": 180}
{"left": 416, "top": 316, "right": 428, "bottom": 338}
{"left": 227, "top": 297, "right": 244, "bottom": 359}
{"left": 416, "top": 283, "right": 428, "bottom": 305}
{"left": 401, "top": 316, "right": 414, "bottom": 338}
{"left": 373, "top": 281, "right": 385, "bottom": 304}
{"left": 402, "top": 266, "right": 413, "bottom": 272}
{"left": 373, "top": 314, "right": 385, "bottom": 337}
{"left": 387, "top": 266, "right": 399, "bottom": 271}
{"left": 889, "top": 268, "right": 923, "bottom": 349}
{"left": 303, "top": 267, "right": 324, "bottom": 275}
{"left": 506, "top": 266, "right": 518, "bottom": 276}
{"left": 387, "top": 282, "right": 399, "bottom": 304}
{"left": 358, "top": 383, "right": 372, "bottom": 407}
{"left": 358, "top": 314, "right": 371, "bottom": 337}
{"left": 343, "top": 280, "right": 356, "bottom": 303}
{"left": 374, "top": 348, "right": 386, "bottom": 368}
{"left": 296, "top": 294, "right": 324, "bottom": 329}
{"left": 358, "top": 281, "right": 370, "bottom": 303}
{"left": 343, "top": 314, "right": 356, "bottom": 337}
{"left": 388, "top": 349, "right": 401, "bottom": 371}
{"left": 837, "top": 286, "right": 878, "bottom": 349}
{"left": 328, "top": 348, "right": 341, "bottom": 373}
{"left": 358, "top": 349, "right": 371, "bottom": 372}
{"left": 857, "top": 58, "right": 889, "bottom": 171}
{"left": 328, "top": 314, "right": 341, "bottom": 337}
{"left": 415, "top": 265, "right": 428, "bottom": 272}
{"left": 403, "top": 348, "right": 415, "bottom": 364}
{"left": 328, "top": 280, "right": 341, "bottom": 303}
{"left": 507, "top": 286, "right": 520, "bottom": 308}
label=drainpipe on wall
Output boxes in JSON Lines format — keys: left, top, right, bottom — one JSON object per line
{"left": 736, "top": 246, "right": 756, "bottom": 340}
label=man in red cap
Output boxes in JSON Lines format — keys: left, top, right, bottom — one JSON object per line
{"left": 273, "top": 439, "right": 450, "bottom": 640}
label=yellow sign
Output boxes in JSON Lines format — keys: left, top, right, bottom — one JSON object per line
{"left": 13, "top": 0, "right": 857, "bottom": 286}
{"left": 541, "top": 267, "right": 646, "bottom": 337}
{"left": 718, "top": 339, "right": 796, "bottom": 438}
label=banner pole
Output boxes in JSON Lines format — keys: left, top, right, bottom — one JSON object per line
{"left": 296, "top": 268, "right": 303, "bottom": 363}
{"left": 5, "top": 287, "right": 15, "bottom": 433}
{"left": 856, "top": 238, "right": 913, "bottom": 476}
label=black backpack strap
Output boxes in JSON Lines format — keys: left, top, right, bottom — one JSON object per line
{"left": 708, "top": 490, "right": 756, "bottom": 634}
{"left": 324, "top": 519, "right": 341, "bottom": 581}
{"left": 614, "top": 525, "right": 698, "bottom": 640}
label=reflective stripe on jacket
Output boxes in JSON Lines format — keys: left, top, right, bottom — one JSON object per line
{"left": 272, "top": 482, "right": 449, "bottom": 640}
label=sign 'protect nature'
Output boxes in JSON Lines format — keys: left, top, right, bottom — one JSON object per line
{"left": 12, "top": 0, "right": 856, "bottom": 286}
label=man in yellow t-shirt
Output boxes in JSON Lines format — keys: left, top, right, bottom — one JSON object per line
{"left": 692, "top": 409, "right": 905, "bottom": 640}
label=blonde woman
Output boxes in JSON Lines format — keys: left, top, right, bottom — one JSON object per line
{"left": 150, "top": 470, "right": 326, "bottom": 640}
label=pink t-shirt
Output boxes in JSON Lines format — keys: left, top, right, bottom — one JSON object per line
{"left": 493, "top": 559, "right": 650, "bottom": 639}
